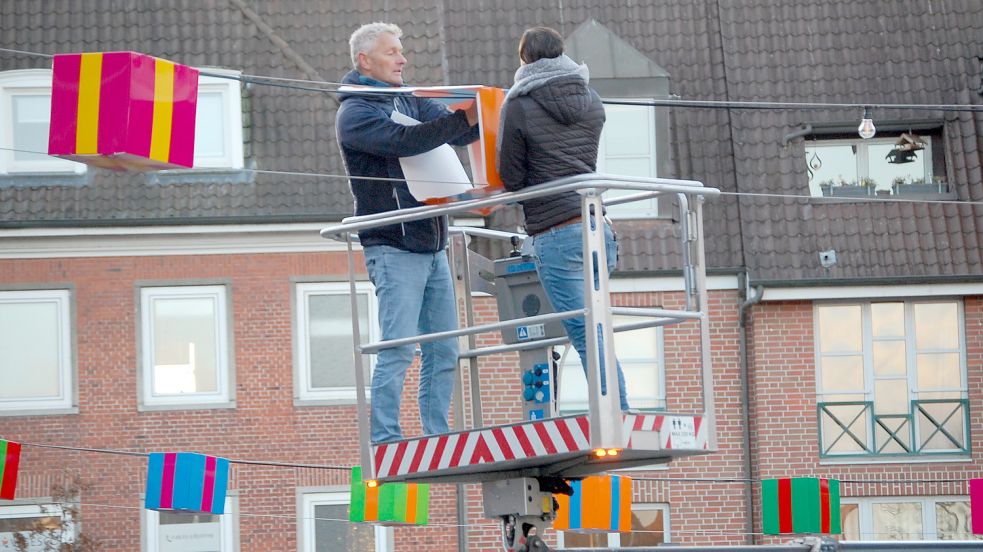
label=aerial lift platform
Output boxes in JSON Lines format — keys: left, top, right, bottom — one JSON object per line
{"left": 321, "top": 174, "right": 719, "bottom": 551}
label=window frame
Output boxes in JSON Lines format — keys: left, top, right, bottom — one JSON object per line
{"left": 0, "top": 69, "right": 87, "bottom": 175}
{"left": 186, "top": 69, "right": 244, "bottom": 170}
{"left": 840, "top": 496, "right": 980, "bottom": 541}
{"left": 814, "top": 299, "right": 969, "bottom": 459}
{"left": 597, "top": 99, "right": 660, "bottom": 219}
{"left": 557, "top": 502, "right": 670, "bottom": 548}
{"left": 297, "top": 488, "right": 391, "bottom": 552}
{"left": 0, "top": 288, "right": 75, "bottom": 414}
{"left": 138, "top": 284, "right": 234, "bottom": 410}
{"left": 294, "top": 281, "right": 379, "bottom": 404}
{"left": 142, "top": 495, "right": 237, "bottom": 552}
{"left": 0, "top": 502, "right": 74, "bottom": 551}
{"left": 805, "top": 135, "right": 935, "bottom": 197}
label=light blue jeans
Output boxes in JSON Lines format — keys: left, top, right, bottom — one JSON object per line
{"left": 363, "top": 245, "right": 458, "bottom": 444}
{"left": 532, "top": 220, "right": 630, "bottom": 410}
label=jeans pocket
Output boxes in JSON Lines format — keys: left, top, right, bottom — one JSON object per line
{"left": 364, "top": 252, "right": 382, "bottom": 287}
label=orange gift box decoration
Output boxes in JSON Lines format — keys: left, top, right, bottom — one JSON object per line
{"left": 48, "top": 51, "right": 199, "bottom": 171}
{"left": 554, "top": 474, "right": 632, "bottom": 533}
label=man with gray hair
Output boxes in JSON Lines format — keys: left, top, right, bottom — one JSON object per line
{"left": 336, "top": 22, "right": 479, "bottom": 444}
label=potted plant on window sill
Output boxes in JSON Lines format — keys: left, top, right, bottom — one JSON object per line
{"left": 893, "top": 176, "right": 953, "bottom": 198}
{"left": 831, "top": 179, "right": 871, "bottom": 197}
{"left": 818, "top": 180, "right": 834, "bottom": 197}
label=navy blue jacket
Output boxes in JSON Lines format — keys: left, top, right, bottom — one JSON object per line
{"left": 336, "top": 70, "right": 479, "bottom": 253}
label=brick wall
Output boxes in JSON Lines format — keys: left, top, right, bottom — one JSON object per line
{"left": 749, "top": 298, "right": 983, "bottom": 544}
{"left": 0, "top": 251, "right": 754, "bottom": 549}
{"left": 0, "top": 251, "right": 457, "bottom": 551}
{"left": 6, "top": 249, "right": 975, "bottom": 550}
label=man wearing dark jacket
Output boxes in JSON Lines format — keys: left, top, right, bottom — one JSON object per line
{"left": 337, "top": 22, "right": 478, "bottom": 444}
{"left": 497, "top": 26, "right": 629, "bottom": 410}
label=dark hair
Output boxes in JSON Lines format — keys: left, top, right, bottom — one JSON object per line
{"left": 518, "top": 26, "right": 564, "bottom": 64}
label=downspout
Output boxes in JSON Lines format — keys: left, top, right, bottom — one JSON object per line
{"left": 738, "top": 271, "right": 763, "bottom": 544}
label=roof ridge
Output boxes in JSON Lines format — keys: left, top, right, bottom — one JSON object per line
{"left": 226, "top": 0, "right": 338, "bottom": 106}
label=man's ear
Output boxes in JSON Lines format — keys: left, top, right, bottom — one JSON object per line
{"left": 356, "top": 51, "right": 370, "bottom": 72}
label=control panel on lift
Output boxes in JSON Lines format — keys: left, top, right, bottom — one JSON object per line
{"left": 492, "top": 241, "right": 568, "bottom": 422}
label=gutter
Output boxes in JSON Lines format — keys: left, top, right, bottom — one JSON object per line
{"left": 0, "top": 213, "right": 351, "bottom": 230}
{"left": 737, "top": 271, "right": 764, "bottom": 545}
{"left": 750, "top": 274, "right": 983, "bottom": 288}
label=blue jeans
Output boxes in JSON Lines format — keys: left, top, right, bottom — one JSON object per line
{"left": 532, "top": 221, "right": 629, "bottom": 410}
{"left": 363, "top": 245, "right": 458, "bottom": 443}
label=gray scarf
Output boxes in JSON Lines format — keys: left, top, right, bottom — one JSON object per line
{"left": 497, "top": 54, "right": 590, "bottom": 152}
{"left": 505, "top": 54, "right": 590, "bottom": 101}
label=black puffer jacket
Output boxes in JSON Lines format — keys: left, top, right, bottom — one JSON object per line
{"left": 497, "top": 74, "right": 605, "bottom": 235}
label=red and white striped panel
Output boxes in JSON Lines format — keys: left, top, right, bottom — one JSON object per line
{"left": 372, "top": 413, "right": 708, "bottom": 479}
{"left": 373, "top": 416, "right": 591, "bottom": 479}
{"left": 623, "top": 413, "right": 707, "bottom": 450}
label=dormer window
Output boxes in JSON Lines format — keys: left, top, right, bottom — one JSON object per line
{"left": 0, "top": 69, "right": 87, "bottom": 175}
{"left": 804, "top": 124, "right": 948, "bottom": 199}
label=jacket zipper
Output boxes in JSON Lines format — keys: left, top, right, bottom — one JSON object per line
{"left": 393, "top": 187, "right": 407, "bottom": 237}
{"left": 391, "top": 97, "right": 409, "bottom": 239}
{"left": 392, "top": 95, "right": 441, "bottom": 251}
{"left": 435, "top": 216, "right": 443, "bottom": 251}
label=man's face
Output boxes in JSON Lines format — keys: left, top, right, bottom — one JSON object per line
{"left": 359, "top": 32, "right": 406, "bottom": 85}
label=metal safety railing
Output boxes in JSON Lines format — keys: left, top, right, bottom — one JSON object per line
{"left": 320, "top": 173, "right": 720, "bottom": 477}
{"left": 818, "top": 398, "right": 970, "bottom": 457}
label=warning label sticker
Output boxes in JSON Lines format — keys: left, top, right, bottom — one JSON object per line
{"left": 665, "top": 416, "right": 697, "bottom": 449}
{"left": 516, "top": 324, "right": 546, "bottom": 341}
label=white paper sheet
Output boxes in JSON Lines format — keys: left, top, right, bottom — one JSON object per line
{"left": 391, "top": 110, "right": 474, "bottom": 200}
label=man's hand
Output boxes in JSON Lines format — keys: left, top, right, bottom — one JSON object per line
{"left": 463, "top": 101, "right": 479, "bottom": 126}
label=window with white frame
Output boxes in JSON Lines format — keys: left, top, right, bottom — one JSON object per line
{"left": 598, "top": 101, "right": 659, "bottom": 218}
{"left": 143, "top": 496, "right": 236, "bottom": 552}
{"left": 299, "top": 490, "right": 391, "bottom": 552}
{"left": 295, "top": 282, "right": 377, "bottom": 402}
{"left": 557, "top": 316, "right": 665, "bottom": 414}
{"left": 815, "top": 300, "right": 968, "bottom": 457}
{"left": 190, "top": 71, "right": 244, "bottom": 170}
{"left": 0, "top": 69, "right": 87, "bottom": 175}
{"left": 840, "top": 496, "right": 981, "bottom": 541}
{"left": 559, "top": 502, "right": 669, "bottom": 548}
{"left": 805, "top": 135, "right": 939, "bottom": 197}
{"left": 0, "top": 289, "right": 73, "bottom": 413}
{"left": 140, "top": 285, "right": 232, "bottom": 408}
{"left": 0, "top": 503, "right": 73, "bottom": 552}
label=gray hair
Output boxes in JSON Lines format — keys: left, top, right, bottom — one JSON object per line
{"left": 349, "top": 22, "right": 403, "bottom": 70}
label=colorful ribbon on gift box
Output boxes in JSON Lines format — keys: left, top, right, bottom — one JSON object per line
{"left": 762, "top": 477, "right": 840, "bottom": 535}
{"left": 144, "top": 452, "right": 229, "bottom": 514}
{"left": 349, "top": 466, "right": 428, "bottom": 525}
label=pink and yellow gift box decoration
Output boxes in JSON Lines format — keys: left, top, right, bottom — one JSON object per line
{"left": 144, "top": 452, "right": 229, "bottom": 514}
{"left": 48, "top": 51, "right": 198, "bottom": 171}
{"left": 554, "top": 474, "right": 632, "bottom": 533}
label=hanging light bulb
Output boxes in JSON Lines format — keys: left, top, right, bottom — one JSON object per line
{"left": 858, "top": 107, "right": 876, "bottom": 139}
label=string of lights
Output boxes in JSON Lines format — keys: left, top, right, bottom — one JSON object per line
{"left": 17, "top": 440, "right": 351, "bottom": 471}
{"left": 2, "top": 145, "right": 982, "bottom": 209}
{"left": 9, "top": 470, "right": 979, "bottom": 538}
{"left": 8, "top": 439, "right": 978, "bottom": 487}
{"left": 3, "top": 46, "right": 983, "bottom": 114}
{"left": 17, "top": 501, "right": 768, "bottom": 536}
